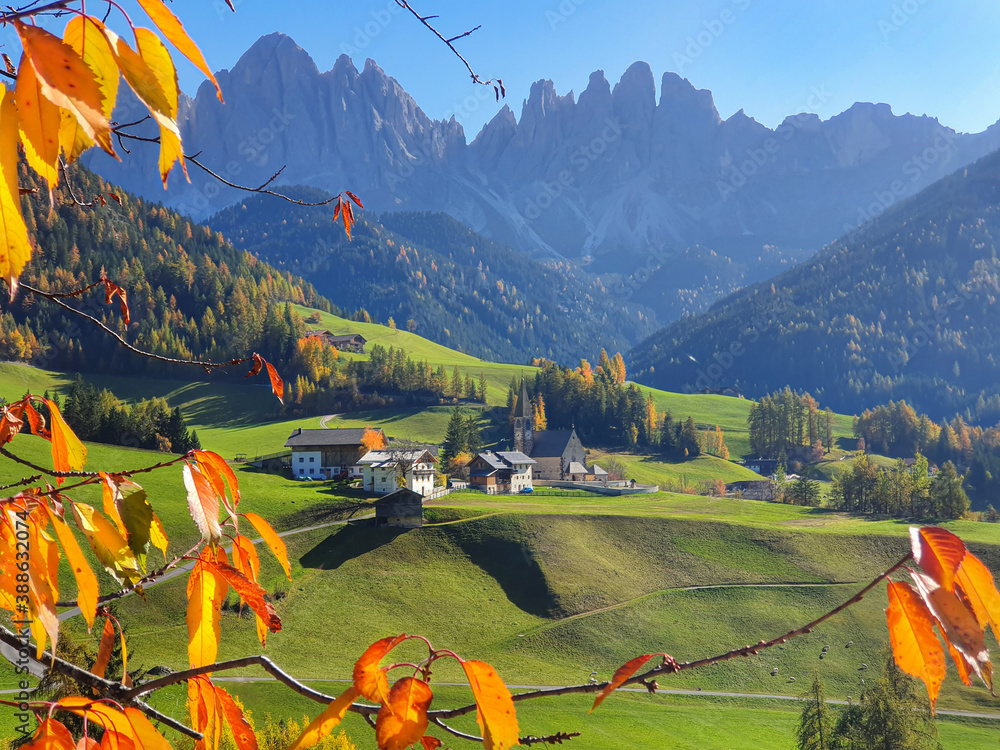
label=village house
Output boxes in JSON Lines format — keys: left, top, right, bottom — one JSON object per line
{"left": 358, "top": 448, "right": 438, "bottom": 496}
{"left": 511, "top": 379, "right": 605, "bottom": 481}
{"left": 468, "top": 451, "right": 536, "bottom": 494}
{"left": 374, "top": 488, "right": 424, "bottom": 528}
{"left": 304, "top": 330, "right": 368, "bottom": 353}
{"left": 285, "top": 427, "right": 386, "bottom": 479}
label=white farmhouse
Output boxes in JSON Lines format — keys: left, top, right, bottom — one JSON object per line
{"left": 359, "top": 449, "right": 438, "bottom": 496}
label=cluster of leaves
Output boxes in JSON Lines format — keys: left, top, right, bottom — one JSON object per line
{"left": 631, "top": 149, "right": 1000, "bottom": 420}
{"left": 207, "top": 197, "right": 653, "bottom": 365}
{"left": 286, "top": 635, "right": 518, "bottom": 750}
{"left": 53, "top": 376, "right": 200, "bottom": 454}
{"left": 747, "top": 389, "right": 836, "bottom": 459}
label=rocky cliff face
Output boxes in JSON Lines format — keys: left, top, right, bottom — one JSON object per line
{"left": 86, "top": 32, "right": 1000, "bottom": 290}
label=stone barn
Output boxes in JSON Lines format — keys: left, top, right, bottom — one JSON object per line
{"left": 374, "top": 488, "right": 424, "bottom": 528}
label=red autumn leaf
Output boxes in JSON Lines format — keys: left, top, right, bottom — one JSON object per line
{"left": 462, "top": 660, "right": 519, "bottom": 750}
{"left": 342, "top": 200, "right": 355, "bottom": 240}
{"left": 911, "top": 526, "right": 967, "bottom": 592}
{"left": 206, "top": 559, "right": 281, "bottom": 634}
{"left": 353, "top": 634, "right": 407, "bottom": 704}
{"left": 214, "top": 684, "right": 258, "bottom": 750}
{"left": 245, "top": 353, "right": 264, "bottom": 378}
{"left": 590, "top": 654, "right": 656, "bottom": 712}
{"left": 194, "top": 450, "right": 241, "bottom": 510}
{"left": 24, "top": 400, "right": 48, "bottom": 438}
{"left": 108, "top": 191, "right": 122, "bottom": 204}
{"left": 333, "top": 200, "right": 341, "bottom": 222}
{"left": 345, "top": 190, "right": 364, "bottom": 209}
{"left": 91, "top": 617, "right": 116, "bottom": 679}
{"left": 375, "top": 677, "right": 433, "bottom": 750}
{"left": 102, "top": 277, "right": 131, "bottom": 326}
{"left": 420, "top": 738, "right": 442, "bottom": 750}
{"left": 885, "top": 580, "right": 947, "bottom": 709}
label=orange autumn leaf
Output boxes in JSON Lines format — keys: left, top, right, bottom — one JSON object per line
{"left": 214, "top": 685, "right": 258, "bottom": 750}
{"left": 103, "top": 278, "right": 131, "bottom": 326}
{"left": 188, "top": 675, "right": 220, "bottom": 750}
{"left": 0, "top": 85, "right": 33, "bottom": 293}
{"left": 375, "top": 677, "right": 433, "bottom": 750}
{"left": 353, "top": 634, "right": 407, "bottom": 704}
{"left": 184, "top": 462, "right": 222, "bottom": 545}
{"left": 590, "top": 654, "right": 656, "bottom": 712}
{"left": 187, "top": 548, "right": 228, "bottom": 668}
{"left": 123, "top": 707, "right": 172, "bottom": 750}
{"left": 135, "top": 0, "right": 224, "bottom": 102}
{"left": 14, "top": 22, "right": 114, "bottom": 157}
{"left": 265, "top": 360, "right": 284, "bottom": 404}
{"left": 955, "top": 553, "right": 1000, "bottom": 644}
{"left": 911, "top": 526, "right": 967, "bottom": 592}
{"left": 133, "top": 27, "right": 187, "bottom": 187}
{"left": 912, "top": 571, "right": 990, "bottom": 687}
{"left": 885, "top": 580, "right": 947, "bottom": 709}
{"left": 24, "top": 401, "right": 48, "bottom": 438}
{"left": 47, "top": 399, "right": 87, "bottom": 483}
{"left": 242, "top": 511, "right": 290, "bottom": 579}
{"left": 194, "top": 450, "right": 241, "bottom": 510}
{"left": 420, "top": 738, "right": 442, "bottom": 750}
{"left": 287, "top": 686, "right": 359, "bottom": 750}
{"left": 205, "top": 558, "right": 281, "bottom": 634}
{"left": 21, "top": 717, "right": 74, "bottom": 750}
{"left": 462, "top": 660, "right": 519, "bottom": 750}
{"left": 15, "top": 53, "right": 61, "bottom": 191}
{"left": 91, "top": 617, "right": 116, "bottom": 679}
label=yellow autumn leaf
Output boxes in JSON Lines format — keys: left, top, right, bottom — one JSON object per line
{"left": 15, "top": 55, "right": 61, "bottom": 191}
{"left": 0, "top": 85, "right": 32, "bottom": 293}
{"left": 44, "top": 504, "right": 98, "bottom": 630}
{"left": 60, "top": 16, "right": 119, "bottom": 164}
{"left": 150, "top": 511, "right": 169, "bottom": 561}
{"left": 47, "top": 398, "right": 87, "bottom": 482}
{"left": 71, "top": 502, "right": 142, "bottom": 585}
{"left": 134, "top": 27, "right": 187, "bottom": 187}
{"left": 187, "top": 548, "right": 228, "bottom": 669}
{"left": 288, "top": 687, "right": 359, "bottom": 750}
{"left": 14, "top": 22, "right": 114, "bottom": 157}
{"left": 135, "top": 0, "right": 224, "bottom": 102}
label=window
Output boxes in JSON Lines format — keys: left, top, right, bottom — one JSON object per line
{"left": 309, "top": 457, "right": 315, "bottom": 463}
{"left": 310, "top": 468, "right": 314, "bottom": 475}
{"left": 299, "top": 457, "right": 304, "bottom": 463}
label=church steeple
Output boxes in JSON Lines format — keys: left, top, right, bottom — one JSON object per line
{"left": 512, "top": 378, "right": 534, "bottom": 455}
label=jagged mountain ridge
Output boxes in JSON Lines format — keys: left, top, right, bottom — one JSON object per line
{"left": 85, "top": 33, "right": 1000, "bottom": 314}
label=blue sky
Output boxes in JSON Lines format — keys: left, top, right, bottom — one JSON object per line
{"left": 45, "top": 1, "right": 1000, "bottom": 137}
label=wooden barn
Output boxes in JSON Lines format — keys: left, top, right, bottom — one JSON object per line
{"left": 374, "top": 488, "right": 424, "bottom": 528}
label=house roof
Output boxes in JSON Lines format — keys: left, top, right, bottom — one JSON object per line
{"left": 359, "top": 449, "right": 437, "bottom": 468}
{"left": 589, "top": 464, "right": 608, "bottom": 476}
{"left": 285, "top": 427, "right": 384, "bottom": 448}
{"left": 513, "top": 378, "right": 532, "bottom": 419}
{"left": 495, "top": 451, "right": 535, "bottom": 465}
{"left": 374, "top": 488, "right": 423, "bottom": 511}
{"left": 530, "top": 429, "right": 576, "bottom": 458}
{"left": 329, "top": 333, "right": 367, "bottom": 345}
{"left": 567, "top": 461, "right": 588, "bottom": 474}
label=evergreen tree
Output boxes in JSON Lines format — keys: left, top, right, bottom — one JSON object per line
{"left": 796, "top": 674, "right": 832, "bottom": 750}
{"left": 660, "top": 412, "right": 677, "bottom": 456}
{"left": 463, "top": 413, "right": 483, "bottom": 455}
{"left": 441, "top": 409, "right": 467, "bottom": 464}
{"left": 477, "top": 371, "right": 488, "bottom": 403}
{"left": 680, "top": 417, "right": 701, "bottom": 458}
{"left": 451, "top": 366, "right": 462, "bottom": 399}
{"left": 929, "top": 461, "right": 970, "bottom": 519}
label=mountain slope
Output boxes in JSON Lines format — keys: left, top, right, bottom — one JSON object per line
{"left": 631, "top": 150, "right": 1000, "bottom": 419}
{"left": 207, "top": 190, "right": 653, "bottom": 363}
{"left": 83, "top": 33, "right": 1000, "bottom": 323}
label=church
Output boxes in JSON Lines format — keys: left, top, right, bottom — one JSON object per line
{"left": 512, "top": 379, "right": 603, "bottom": 481}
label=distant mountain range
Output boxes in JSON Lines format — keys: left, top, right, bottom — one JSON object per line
{"left": 207, "top": 190, "right": 652, "bottom": 364}
{"left": 630, "top": 147, "right": 1000, "bottom": 420}
{"left": 85, "top": 33, "right": 1000, "bottom": 322}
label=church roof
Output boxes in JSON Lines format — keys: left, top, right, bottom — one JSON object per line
{"left": 567, "top": 461, "right": 587, "bottom": 474}
{"left": 530, "top": 429, "right": 577, "bottom": 458}
{"left": 513, "top": 378, "right": 532, "bottom": 419}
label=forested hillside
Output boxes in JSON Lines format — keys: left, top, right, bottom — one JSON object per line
{"left": 207, "top": 190, "right": 655, "bottom": 364}
{"left": 2, "top": 165, "right": 333, "bottom": 379}
{"left": 632, "top": 149, "right": 1000, "bottom": 421}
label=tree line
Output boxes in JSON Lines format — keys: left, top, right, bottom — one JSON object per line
{"left": 748, "top": 389, "right": 835, "bottom": 459}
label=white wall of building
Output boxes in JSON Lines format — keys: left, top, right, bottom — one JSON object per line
{"left": 292, "top": 450, "right": 322, "bottom": 478}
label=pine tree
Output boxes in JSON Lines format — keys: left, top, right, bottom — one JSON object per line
{"left": 441, "top": 409, "right": 467, "bottom": 464}
{"left": 477, "top": 371, "right": 488, "bottom": 403}
{"left": 680, "top": 417, "right": 701, "bottom": 458}
{"left": 463, "top": 413, "right": 483, "bottom": 455}
{"left": 451, "top": 366, "right": 463, "bottom": 399}
{"left": 929, "top": 461, "right": 970, "bottom": 519}
{"left": 796, "top": 673, "right": 832, "bottom": 750}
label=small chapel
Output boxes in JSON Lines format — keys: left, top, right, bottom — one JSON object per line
{"left": 512, "top": 379, "right": 604, "bottom": 481}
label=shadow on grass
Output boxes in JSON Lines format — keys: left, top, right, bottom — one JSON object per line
{"left": 300, "top": 524, "right": 408, "bottom": 570}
